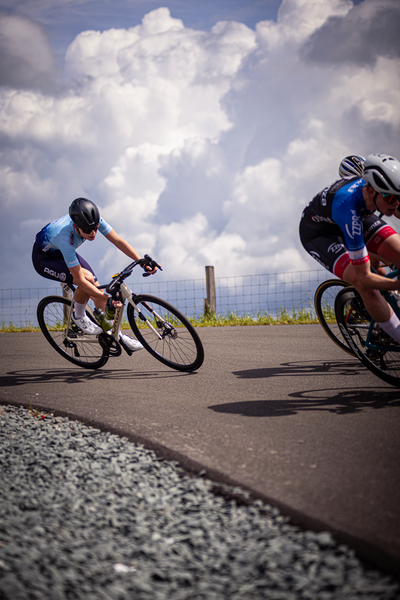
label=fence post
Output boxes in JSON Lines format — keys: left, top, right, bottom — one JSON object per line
{"left": 204, "top": 266, "right": 216, "bottom": 315}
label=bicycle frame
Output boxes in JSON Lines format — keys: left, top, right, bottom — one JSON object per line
{"left": 60, "top": 265, "right": 168, "bottom": 356}
{"left": 107, "top": 283, "right": 166, "bottom": 342}
{"left": 60, "top": 281, "right": 163, "bottom": 349}
{"left": 345, "top": 268, "right": 400, "bottom": 353}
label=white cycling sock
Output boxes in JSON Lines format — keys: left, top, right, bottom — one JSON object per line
{"left": 74, "top": 302, "right": 87, "bottom": 319}
{"left": 377, "top": 312, "right": 400, "bottom": 344}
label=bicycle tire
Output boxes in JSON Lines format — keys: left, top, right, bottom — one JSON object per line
{"left": 127, "top": 294, "right": 204, "bottom": 372}
{"left": 37, "top": 296, "right": 109, "bottom": 369}
{"left": 314, "top": 279, "right": 354, "bottom": 356}
{"left": 335, "top": 287, "right": 400, "bottom": 388}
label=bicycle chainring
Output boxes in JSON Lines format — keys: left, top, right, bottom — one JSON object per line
{"left": 98, "top": 333, "right": 122, "bottom": 357}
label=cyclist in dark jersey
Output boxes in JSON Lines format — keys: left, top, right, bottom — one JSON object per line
{"left": 300, "top": 153, "right": 400, "bottom": 344}
{"left": 338, "top": 155, "right": 365, "bottom": 180}
{"left": 33, "top": 198, "right": 156, "bottom": 350}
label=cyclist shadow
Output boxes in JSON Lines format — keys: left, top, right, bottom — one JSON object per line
{"left": 0, "top": 367, "right": 193, "bottom": 388}
{"left": 232, "top": 360, "right": 361, "bottom": 380}
{"left": 207, "top": 360, "right": 400, "bottom": 416}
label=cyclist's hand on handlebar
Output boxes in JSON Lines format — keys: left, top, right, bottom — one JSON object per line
{"left": 143, "top": 265, "right": 158, "bottom": 276}
{"left": 139, "top": 254, "right": 162, "bottom": 277}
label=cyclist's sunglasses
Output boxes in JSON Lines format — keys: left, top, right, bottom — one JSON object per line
{"left": 381, "top": 193, "right": 400, "bottom": 205}
{"left": 80, "top": 225, "right": 99, "bottom": 234}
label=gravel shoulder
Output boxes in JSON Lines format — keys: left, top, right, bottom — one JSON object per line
{"left": 1, "top": 404, "right": 400, "bottom": 600}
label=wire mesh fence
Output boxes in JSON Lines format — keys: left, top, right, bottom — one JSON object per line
{"left": 0, "top": 268, "right": 335, "bottom": 329}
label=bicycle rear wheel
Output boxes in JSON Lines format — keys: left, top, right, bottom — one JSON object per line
{"left": 335, "top": 287, "right": 400, "bottom": 388}
{"left": 314, "top": 279, "right": 354, "bottom": 356}
{"left": 127, "top": 294, "right": 204, "bottom": 372}
{"left": 37, "top": 296, "right": 108, "bottom": 369}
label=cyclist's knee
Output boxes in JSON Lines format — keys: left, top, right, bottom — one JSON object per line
{"left": 341, "top": 264, "right": 359, "bottom": 287}
{"left": 81, "top": 268, "right": 97, "bottom": 285}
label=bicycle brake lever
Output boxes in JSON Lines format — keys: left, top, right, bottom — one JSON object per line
{"left": 141, "top": 254, "right": 162, "bottom": 276}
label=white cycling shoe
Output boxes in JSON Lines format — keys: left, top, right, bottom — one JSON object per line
{"left": 119, "top": 334, "right": 144, "bottom": 352}
{"left": 72, "top": 313, "right": 102, "bottom": 335}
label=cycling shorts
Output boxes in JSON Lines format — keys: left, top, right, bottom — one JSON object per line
{"left": 299, "top": 213, "right": 396, "bottom": 280}
{"left": 32, "top": 244, "right": 97, "bottom": 285}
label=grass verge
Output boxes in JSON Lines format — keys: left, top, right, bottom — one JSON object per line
{"left": 1, "top": 308, "right": 319, "bottom": 333}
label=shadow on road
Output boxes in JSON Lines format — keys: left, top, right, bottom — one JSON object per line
{"left": 209, "top": 387, "right": 400, "bottom": 417}
{"left": 232, "top": 360, "right": 363, "bottom": 380}
{"left": 0, "top": 368, "right": 194, "bottom": 387}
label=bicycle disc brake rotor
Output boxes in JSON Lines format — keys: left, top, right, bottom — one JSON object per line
{"left": 160, "top": 322, "right": 178, "bottom": 339}
{"left": 98, "top": 333, "right": 122, "bottom": 356}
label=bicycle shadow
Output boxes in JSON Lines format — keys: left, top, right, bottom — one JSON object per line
{"left": 232, "top": 359, "right": 362, "bottom": 379}
{"left": 209, "top": 387, "right": 400, "bottom": 417}
{"left": 207, "top": 360, "right": 400, "bottom": 416}
{"left": 0, "top": 367, "right": 194, "bottom": 388}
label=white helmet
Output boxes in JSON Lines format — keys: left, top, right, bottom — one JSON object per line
{"left": 363, "top": 154, "right": 400, "bottom": 195}
{"left": 339, "top": 155, "right": 365, "bottom": 179}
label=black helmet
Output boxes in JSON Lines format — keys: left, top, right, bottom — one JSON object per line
{"left": 69, "top": 198, "right": 100, "bottom": 230}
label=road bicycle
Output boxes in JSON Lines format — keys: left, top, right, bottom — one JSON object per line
{"left": 315, "top": 269, "right": 400, "bottom": 387}
{"left": 37, "top": 255, "right": 204, "bottom": 372}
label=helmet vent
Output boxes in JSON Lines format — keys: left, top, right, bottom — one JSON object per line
{"left": 372, "top": 172, "right": 389, "bottom": 191}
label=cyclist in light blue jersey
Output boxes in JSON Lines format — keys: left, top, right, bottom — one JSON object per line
{"left": 33, "top": 197, "right": 156, "bottom": 350}
{"left": 300, "top": 153, "right": 400, "bottom": 344}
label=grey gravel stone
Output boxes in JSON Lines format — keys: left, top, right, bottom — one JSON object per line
{"left": 0, "top": 404, "right": 399, "bottom": 600}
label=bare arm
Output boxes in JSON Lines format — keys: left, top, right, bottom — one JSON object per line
{"left": 105, "top": 229, "right": 157, "bottom": 273}
{"left": 353, "top": 260, "right": 400, "bottom": 291}
{"left": 105, "top": 229, "right": 141, "bottom": 261}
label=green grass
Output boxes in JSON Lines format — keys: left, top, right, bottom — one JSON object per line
{"left": 189, "top": 308, "right": 319, "bottom": 327}
{"left": 1, "top": 308, "right": 319, "bottom": 333}
{"left": 0, "top": 322, "right": 41, "bottom": 333}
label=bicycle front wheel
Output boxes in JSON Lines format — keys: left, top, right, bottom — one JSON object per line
{"left": 127, "top": 294, "right": 204, "bottom": 372}
{"left": 335, "top": 287, "right": 400, "bottom": 388}
{"left": 37, "top": 296, "right": 108, "bottom": 369}
{"left": 314, "top": 279, "right": 354, "bottom": 356}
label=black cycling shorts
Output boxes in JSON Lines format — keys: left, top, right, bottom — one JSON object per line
{"left": 32, "top": 244, "right": 97, "bottom": 285}
{"left": 299, "top": 212, "right": 396, "bottom": 279}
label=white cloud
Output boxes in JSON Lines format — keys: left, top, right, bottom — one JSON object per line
{"left": 0, "top": 0, "right": 400, "bottom": 292}
{"left": 0, "top": 12, "right": 56, "bottom": 89}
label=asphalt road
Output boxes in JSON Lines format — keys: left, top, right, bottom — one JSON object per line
{"left": 1, "top": 325, "right": 400, "bottom": 575}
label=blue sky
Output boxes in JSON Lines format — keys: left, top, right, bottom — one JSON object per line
{"left": 0, "top": 0, "right": 399, "bottom": 292}
{"left": 1, "top": 0, "right": 284, "bottom": 61}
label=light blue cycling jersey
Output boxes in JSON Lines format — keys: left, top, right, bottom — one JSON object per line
{"left": 331, "top": 178, "right": 370, "bottom": 264}
{"left": 35, "top": 215, "right": 112, "bottom": 269}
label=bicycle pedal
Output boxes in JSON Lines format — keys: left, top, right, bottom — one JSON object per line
{"left": 118, "top": 336, "right": 133, "bottom": 356}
